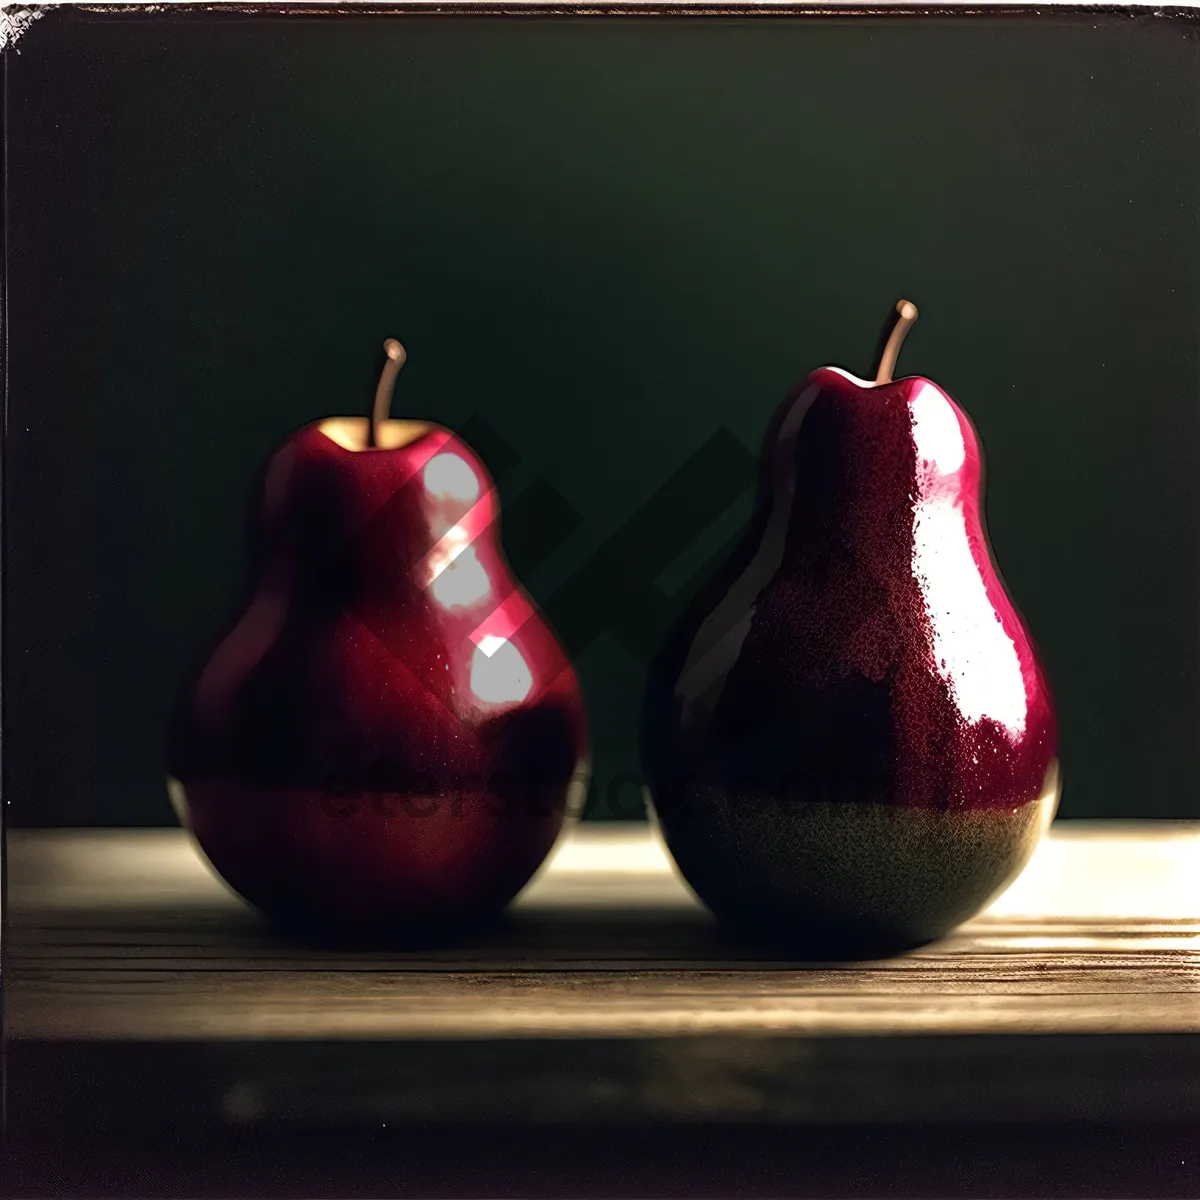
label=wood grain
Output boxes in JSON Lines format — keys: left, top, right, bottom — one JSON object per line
{"left": 6, "top": 823, "right": 1200, "bottom": 1127}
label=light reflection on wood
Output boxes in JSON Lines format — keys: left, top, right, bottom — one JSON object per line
{"left": 7, "top": 824, "right": 1198, "bottom": 1043}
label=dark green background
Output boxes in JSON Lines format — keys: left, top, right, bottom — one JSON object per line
{"left": 8, "top": 10, "right": 1200, "bottom": 826}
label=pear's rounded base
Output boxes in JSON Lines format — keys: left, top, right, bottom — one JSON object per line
{"left": 650, "top": 774, "right": 1059, "bottom": 956}
{"left": 167, "top": 775, "right": 578, "bottom": 945}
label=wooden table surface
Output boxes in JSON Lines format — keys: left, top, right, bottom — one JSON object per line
{"left": 7, "top": 821, "right": 1200, "bottom": 1131}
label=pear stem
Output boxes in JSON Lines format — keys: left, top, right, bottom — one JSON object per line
{"left": 873, "top": 299, "right": 919, "bottom": 385}
{"left": 369, "top": 338, "right": 407, "bottom": 448}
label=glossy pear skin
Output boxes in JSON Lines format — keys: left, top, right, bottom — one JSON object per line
{"left": 168, "top": 422, "right": 587, "bottom": 938}
{"left": 640, "top": 368, "right": 1059, "bottom": 954}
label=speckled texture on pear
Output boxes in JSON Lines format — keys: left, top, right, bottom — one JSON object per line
{"left": 640, "top": 365, "right": 1061, "bottom": 951}
{"left": 657, "top": 775, "right": 1057, "bottom": 953}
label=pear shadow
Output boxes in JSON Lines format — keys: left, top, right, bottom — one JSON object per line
{"left": 391, "top": 902, "right": 932, "bottom": 968}
{"left": 43, "top": 896, "right": 933, "bottom": 968}
{"left": 705, "top": 915, "right": 937, "bottom": 965}
{"left": 240, "top": 898, "right": 937, "bottom": 966}
{"left": 248, "top": 905, "right": 511, "bottom": 954}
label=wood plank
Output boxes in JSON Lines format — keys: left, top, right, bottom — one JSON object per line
{"left": 8, "top": 825, "right": 1199, "bottom": 1040}
{"left": 7, "top": 823, "right": 1200, "bottom": 1126}
{"left": 11, "top": 971, "right": 1200, "bottom": 1041}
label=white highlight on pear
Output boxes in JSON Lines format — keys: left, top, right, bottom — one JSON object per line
{"left": 908, "top": 385, "right": 1027, "bottom": 737}
{"left": 421, "top": 523, "right": 467, "bottom": 579}
{"left": 429, "top": 545, "right": 492, "bottom": 609}
{"left": 420, "top": 524, "right": 493, "bottom": 609}
{"left": 910, "top": 382, "right": 967, "bottom": 476}
{"left": 423, "top": 453, "right": 481, "bottom": 503}
{"left": 470, "top": 635, "right": 534, "bottom": 705}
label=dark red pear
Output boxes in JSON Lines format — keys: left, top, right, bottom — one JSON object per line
{"left": 640, "top": 302, "right": 1059, "bottom": 955}
{"left": 168, "top": 340, "right": 588, "bottom": 941}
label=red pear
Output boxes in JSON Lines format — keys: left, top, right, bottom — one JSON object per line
{"left": 168, "top": 340, "right": 588, "bottom": 940}
{"left": 640, "top": 302, "right": 1059, "bottom": 955}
